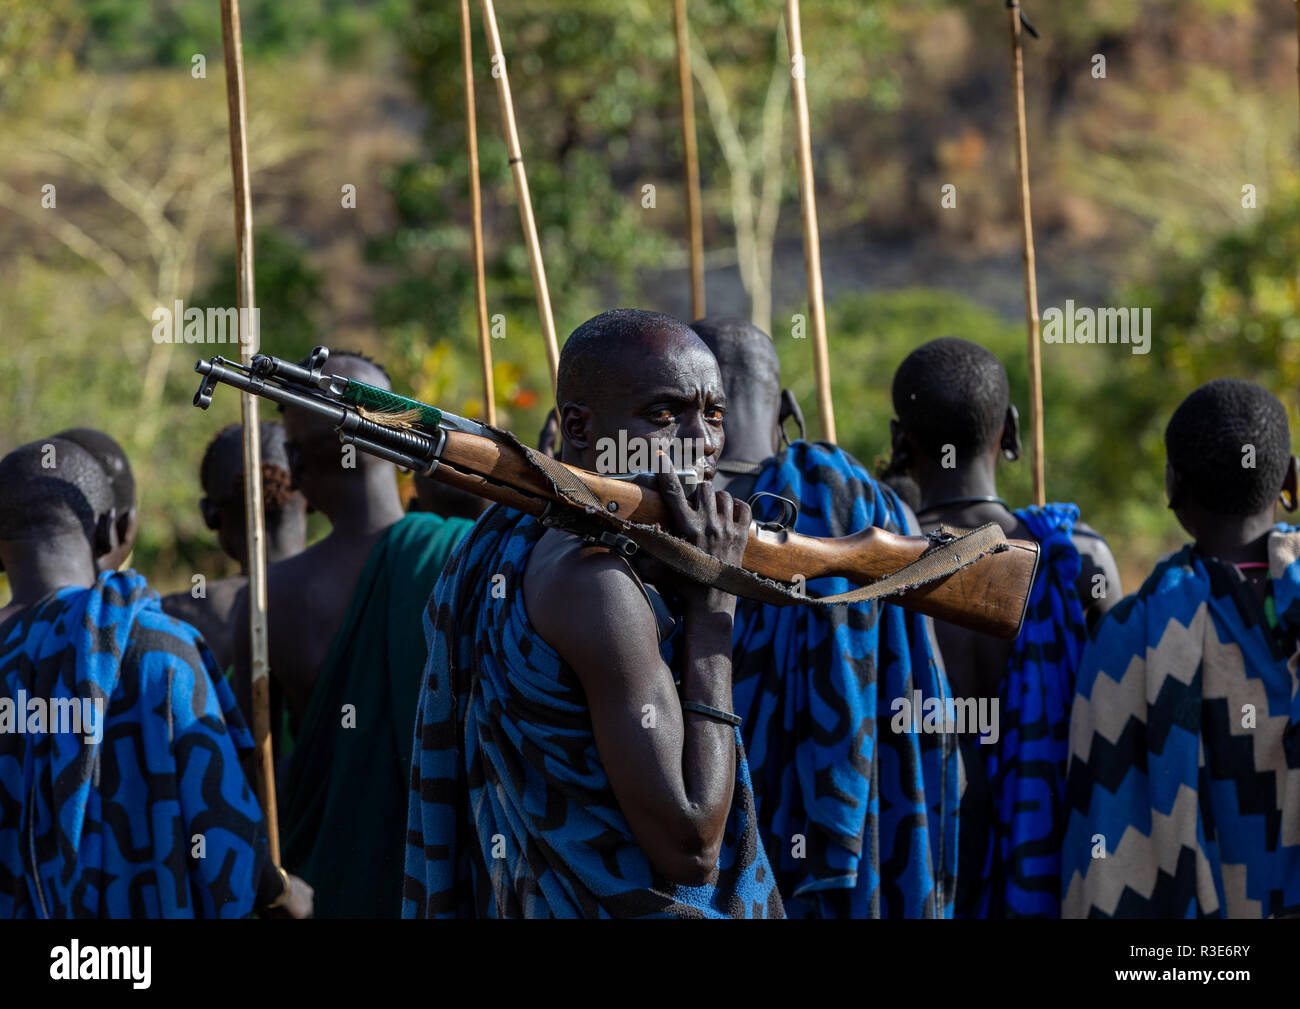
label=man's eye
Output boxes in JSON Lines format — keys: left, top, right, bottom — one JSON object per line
{"left": 650, "top": 409, "right": 674, "bottom": 423}
{"left": 706, "top": 408, "right": 725, "bottom": 422}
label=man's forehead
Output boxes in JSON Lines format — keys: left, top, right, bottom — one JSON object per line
{"left": 606, "top": 337, "right": 721, "bottom": 397}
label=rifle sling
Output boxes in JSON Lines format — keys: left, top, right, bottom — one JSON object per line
{"left": 510, "top": 428, "right": 1007, "bottom": 608}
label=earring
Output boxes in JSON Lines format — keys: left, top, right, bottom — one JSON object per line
{"left": 1281, "top": 489, "right": 1295, "bottom": 510}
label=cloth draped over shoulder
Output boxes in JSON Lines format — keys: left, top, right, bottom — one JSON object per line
{"left": 729, "top": 440, "right": 960, "bottom": 918}
{"left": 0, "top": 571, "right": 266, "bottom": 918}
{"left": 282, "top": 511, "right": 471, "bottom": 918}
{"left": 966, "top": 503, "right": 1087, "bottom": 918}
{"left": 1062, "top": 525, "right": 1300, "bottom": 918}
{"left": 403, "top": 505, "right": 784, "bottom": 918}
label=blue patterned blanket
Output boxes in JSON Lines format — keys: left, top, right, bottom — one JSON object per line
{"left": 1062, "top": 526, "right": 1300, "bottom": 917}
{"left": 403, "top": 506, "right": 784, "bottom": 918}
{"left": 730, "top": 441, "right": 960, "bottom": 917}
{"left": 0, "top": 571, "right": 267, "bottom": 918}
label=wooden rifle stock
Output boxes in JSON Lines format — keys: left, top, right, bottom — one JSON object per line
{"left": 433, "top": 431, "right": 1039, "bottom": 640}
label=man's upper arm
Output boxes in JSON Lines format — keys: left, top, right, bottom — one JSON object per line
{"left": 527, "top": 551, "right": 694, "bottom": 840}
{"left": 1073, "top": 522, "right": 1122, "bottom": 627}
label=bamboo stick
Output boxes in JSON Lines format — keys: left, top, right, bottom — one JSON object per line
{"left": 218, "top": 0, "right": 278, "bottom": 864}
{"left": 479, "top": 0, "right": 560, "bottom": 393}
{"left": 462, "top": 0, "right": 496, "bottom": 425}
{"left": 675, "top": 0, "right": 706, "bottom": 319}
{"left": 785, "top": 0, "right": 836, "bottom": 443}
{"left": 1009, "top": 0, "right": 1045, "bottom": 507}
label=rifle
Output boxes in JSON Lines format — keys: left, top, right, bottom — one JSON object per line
{"left": 193, "top": 347, "right": 1040, "bottom": 639}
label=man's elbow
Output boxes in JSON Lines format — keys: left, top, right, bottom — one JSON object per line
{"left": 649, "top": 833, "right": 723, "bottom": 886}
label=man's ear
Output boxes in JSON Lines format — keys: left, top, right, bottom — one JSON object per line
{"left": 889, "top": 418, "right": 910, "bottom": 462}
{"left": 777, "top": 389, "right": 805, "bottom": 446}
{"left": 537, "top": 408, "right": 560, "bottom": 458}
{"left": 1165, "top": 460, "right": 1181, "bottom": 510}
{"left": 559, "top": 402, "right": 595, "bottom": 452}
{"left": 93, "top": 507, "right": 119, "bottom": 561}
{"left": 1281, "top": 454, "right": 1299, "bottom": 513}
{"left": 117, "top": 506, "right": 138, "bottom": 548}
{"left": 1000, "top": 405, "right": 1022, "bottom": 461}
{"left": 200, "top": 498, "right": 221, "bottom": 530}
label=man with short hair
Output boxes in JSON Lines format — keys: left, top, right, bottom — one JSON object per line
{"left": 163, "top": 421, "right": 307, "bottom": 672}
{"left": 1063, "top": 379, "right": 1300, "bottom": 918}
{"left": 54, "top": 428, "right": 138, "bottom": 573}
{"left": 0, "top": 437, "right": 308, "bottom": 917}
{"left": 234, "top": 351, "right": 472, "bottom": 918}
{"left": 887, "top": 336, "right": 1120, "bottom": 917}
{"left": 405, "top": 309, "right": 783, "bottom": 918}
{"left": 692, "top": 315, "right": 959, "bottom": 918}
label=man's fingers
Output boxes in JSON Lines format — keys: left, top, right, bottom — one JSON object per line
{"left": 655, "top": 460, "right": 694, "bottom": 530}
{"left": 732, "top": 495, "right": 752, "bottom": 527}
{"left": 711, "top": 489, "right": 731, "bottom": 526}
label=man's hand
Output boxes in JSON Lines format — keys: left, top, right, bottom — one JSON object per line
{"left": 655, "top": 465, "right": 751, "bottom": 609}
{"left": 264, "top": 872, "right": 314, "bottom": 919}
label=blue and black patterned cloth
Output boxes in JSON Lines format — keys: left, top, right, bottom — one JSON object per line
{"left": 1062, "top": 525, "right": 1300, "bottom": 917}
{"left": 965, "top": 503, "right": 1088, "bottom": 917}
{"left": 730, "top": 441, "right": 960, "bottom": 917}
{"left": 403, "top": 506, "right": 784, "bottom": 918}
{"left": 0, "top": 571, "right": 268, "bottom": 918}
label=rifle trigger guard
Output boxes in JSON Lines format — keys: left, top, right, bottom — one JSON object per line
{"left": 747, "top": 491, "right": 799, "bottom": 532}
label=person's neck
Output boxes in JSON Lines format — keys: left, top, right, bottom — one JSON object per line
{"left": 914, "top": 458, "right": 1001, "bottom": 513}
{"left": 319, "top": 471, "right": 407, "bottom": 540}
{"left": 0, "top": 537, "right": 100, "bottom": 610}
{"left": 1192, "top": 510, "right": 1277, "bottom": 566}
{"left": 234, "top": 525, "right": 306, "bottom": 574}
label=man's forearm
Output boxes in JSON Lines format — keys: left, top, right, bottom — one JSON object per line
{"left": 677, "top": 599, "right": 737, "bottom": 814}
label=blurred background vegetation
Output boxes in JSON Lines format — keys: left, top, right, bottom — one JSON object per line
{"left": 1, "top": 0, "right": 1298, "bottom": 599}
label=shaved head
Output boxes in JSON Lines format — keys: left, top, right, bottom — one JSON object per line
{"left": 0, "top": 438, "right": 112, "bottom": 543}
{"left": 691, "top": 316, "right": 780, "bottom": 409}
{"left": 557, "top": 309, "right": 715, "bottom": 411}
{"left": 54, "top": 427, "right": 135, "bottom": 513}
{"left": 326, "top": 350, "right": 391, "bottom": 391}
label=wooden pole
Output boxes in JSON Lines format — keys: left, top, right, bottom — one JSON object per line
{"left": 1009, "top": 0, "right": 1045, "bottom": 507}
{"left": 219, "top": 0, "right": 278, "bottom": 864}
{"left": 479, "top": 0, "right": 560, "bottom": 393}
{"left": 462, "top": 0, "right": 496, "bottom": 425}
{"left": 674, "top": 0, "right": 706, "bottom": 319}
{"left": 785, "top": 0, "right": 836, "bottom": 444}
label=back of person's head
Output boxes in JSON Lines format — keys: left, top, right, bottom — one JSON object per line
{"left": 1165, "top": 378, "right": 1291, "bottom": 516}
{"left": 199, "top": 422, "right": 297, "bottom": 523}
{"left": 0, "top": 438, "right": 113, "bottom": 545}
{"left": 280, "top": 348, "right": 396, "bottom": 498}
{"left": 892, "top": 337, "right": 1010, "bottom": 460}
{"left": 53, "top": 428, "right": 135, "bottom": 513}
{"left": 690, "top": 316, "right": 781, "bottom": 402}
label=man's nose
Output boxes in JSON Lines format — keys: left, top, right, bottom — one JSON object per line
{"left": 678, "top": 413, "right": 720, "bottom": 459}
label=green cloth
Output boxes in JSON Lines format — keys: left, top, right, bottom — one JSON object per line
{"left": 281, "top": 511, "right": 472, "bottom": 918}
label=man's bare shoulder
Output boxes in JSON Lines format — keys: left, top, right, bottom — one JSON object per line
{"left": 523, "top": 530, "right": 656, "bottom": 657}
{"left": 1071, "top": 520, "right": 1119, "bottom": 572}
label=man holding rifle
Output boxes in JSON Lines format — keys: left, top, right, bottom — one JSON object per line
{"left": 191, "top": 320, "right": 1037, "bottom": 918}
{"left": 403, "top": 310, "right": 783, "bottom": 918}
